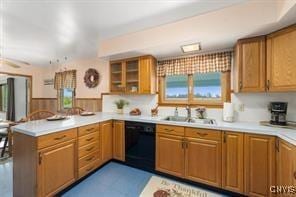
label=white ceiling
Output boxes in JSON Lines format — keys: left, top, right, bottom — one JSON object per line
{"left": 0, "top": 0, "right": 247, "bottom": 66}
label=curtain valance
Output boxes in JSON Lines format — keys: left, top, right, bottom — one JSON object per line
{"left": 157, "top": 51, "right": 232, "bottom": 77}
{"left": 54, "top": 70, "right": 77, "bottom": 90}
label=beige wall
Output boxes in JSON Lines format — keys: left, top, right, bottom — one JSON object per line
{"left": 0, "top": 63, "right": 45, "bottom": 98}
{"left": 42, "top": 58, "right": 109, "bottom": 98}
{"left": 0, "top": 57, "right": 109, "bottom": 99}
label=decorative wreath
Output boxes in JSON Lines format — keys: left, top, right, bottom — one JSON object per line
{"left": 84, "top": 68, "right": 100, "bottom": 88}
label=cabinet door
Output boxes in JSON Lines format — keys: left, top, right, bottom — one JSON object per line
{"left": 110, "top": 61, "right": 125, "bottom": 93}
{"left": 156, "top": 133, "right": 184, "bottom": 177}
{"left": 235, "top": 36, "right": 266, "bottom": 92}
{"left": 139, "top": 56, "right": 156, "bottom": 94}
{"left": 101, "top": 121, "right": 113, "bottom": 162}
{"left": 244, "top": 134, "right": 276, "bottom": 197}
{"left": 277, "top": 139, "right": 296, "bottom": 195}
{"left": 38, "top": 140, "right": 76, "bottom": 197}
{"left": 113, "top": 120, "right": 125, "bottom": 161}
{"left": 267, "top": 25, "right": 296, "bottom": 91}
{"left": 222, "top": 132, "right": 244, "bottom": 194}
{"left": 126, "top": 59, "right": 139, "bottom": 93}
{"left": 185, "top": 137, "right": 222, "bottom": 187}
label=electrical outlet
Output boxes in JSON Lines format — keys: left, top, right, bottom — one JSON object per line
{"left": 238, "top": 104, "right": 244, "bottom": 112}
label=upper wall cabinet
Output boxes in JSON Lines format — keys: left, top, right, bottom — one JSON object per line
{"left": 110, "top": 55, "right": 156, "bottom": 94}
{"left": 266, "top": 24, "right": 296, "bottom": 92}
{"left": 235, "top": 24, "right": 296, "bottom": 93}
{"left": 234, "top": 36, "right": 266, "bottom": 92}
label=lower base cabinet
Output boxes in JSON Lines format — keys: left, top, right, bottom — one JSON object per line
{"left": 222, "top": 131, "right": 244, "bottom": 194}
{"left": 113, "top": 120, "right": 125, "bottom": 161}
{"left": 156, "top": 133, "right": 185, "bottom": 177}
{"left": 185, "top": 129, "right": 222, "bottom": 187}
{"left": 244, "top": 134, "right": 276, "bottom": 197}
{"left": 101, "top": 121, "right": 113, "bottom": 162}
{"left": 38, "top": 140, "right": 76, "bottom": 197}
{"left": 277, "top": 139, "right": 296, "bottom": 197}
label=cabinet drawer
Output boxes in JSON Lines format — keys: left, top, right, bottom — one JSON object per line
{"left": 78, "top": 132, "right": 99, "bottom": 147}
{"left": 79, "top": 141, "right": 99, "bottom": 158}
{"left": 157, "top": 124, "right": 184, "bottom": 136}
{"left": 78, "top": 160, "right": 100, "bottom": 178}
{"left": 185, "top": 128, "right": 221, "bottom": 141}
{"left": 79, "top": 151, "right": 100, "bottom": 169}
{"left": 78, "top": 124, "right": 99, "bottom": 136}
{"left": 37, "top": 128, "right": 77, "bottom": 149}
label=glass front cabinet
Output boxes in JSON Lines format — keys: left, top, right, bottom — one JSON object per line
{"left": 109, "top": 55, "right": 156, "bottom": 94}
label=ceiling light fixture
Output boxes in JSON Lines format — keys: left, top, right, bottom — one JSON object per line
{"left": 181, "top": 43, "right": 201, "bottom": 53}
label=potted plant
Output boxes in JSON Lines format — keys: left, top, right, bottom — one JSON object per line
{"left": 114, "top": 99, "right": 129, "bottom": 114}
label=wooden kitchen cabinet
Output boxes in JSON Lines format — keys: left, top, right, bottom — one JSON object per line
{"left": 100, "top": 120, "right": 113, "bottom": 162}
{"left": 113, "top": 120, "right": 125, "bottom": 161}
{"left": 38, "top": 140, "right": 76, "bottom": 197}
{"left": 266, "top": 24, "right": 296, "bottom": 92}
{"left": 244, "top": 134, "right": 276, "bottom": 197}
{"left": 156, "top": 133, "right": 185, "bottom": 177}
{"left": 277, "top": 139, "right": 296, "bottom": 194}
{"left": 234, "top": 36, "right": 266, "bottom": 92}
{"left": 139, "top": 56, "right": 157, "bottom": 94}
{"left": 110, "top": 55, "right": 156, "bottom": 94}
{"left": 222, "top": 131, "right": 244, "bottom": 194}
{"left": 184, "top": 128, "right": 222, "bottom": 187}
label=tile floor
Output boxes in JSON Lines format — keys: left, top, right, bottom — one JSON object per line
{"left": 0, "top": 160, "right": 224, "bottom": 197}
{"left": 0, "top": 158, "right": 12, "bottom": 197}
{"left": 62, "top": 162, "right": 153, "bottom": 197}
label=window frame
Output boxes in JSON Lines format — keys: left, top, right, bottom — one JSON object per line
{"left": 158, "top": 71, "right": 230, "bottom": 108}
{"left": 0, "top": 84, "right": 8, "bottom": 112}
{"left": 58, "top": 88, "right": 75, "bottom": 111}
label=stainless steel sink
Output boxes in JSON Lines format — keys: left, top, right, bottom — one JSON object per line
{"left": 162, "top": 116, "right": 216, "bottom": 125}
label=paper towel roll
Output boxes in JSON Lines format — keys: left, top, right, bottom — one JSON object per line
{"left": 223, "top": 102, "right": 234, "bottom": 122}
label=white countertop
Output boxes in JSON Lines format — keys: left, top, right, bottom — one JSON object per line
{"left": 12, "top": 112, "right": 296, "bottom": 146}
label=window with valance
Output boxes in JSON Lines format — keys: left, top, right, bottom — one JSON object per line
{"left": 54, "top": 70, "right": 77, "bottom": 111}
{"left": 157, "top": 51, "right": 232, "bottom": 107}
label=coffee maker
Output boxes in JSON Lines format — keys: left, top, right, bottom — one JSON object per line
{"left": 269, "top": 102, "right": 288, "bottom": 125}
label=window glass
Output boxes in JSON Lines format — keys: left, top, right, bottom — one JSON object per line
{"left": 1, "top": 84, "right": 8, "bottom": 111}
{"left": 193, "top": 72, "right": 221, "bottom": 100}
{"left": 165, "top": 75, "right": 188, "bottom": 99}
{"left": 62, "top": 88, "right": 74, "bottom": 109}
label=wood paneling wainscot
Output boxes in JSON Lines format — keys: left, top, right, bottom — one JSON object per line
{"left": 31, "top": 98, "right": 102, "bottom": 113}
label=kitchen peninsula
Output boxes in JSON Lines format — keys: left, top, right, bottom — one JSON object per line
{"left": 13, "top": 112, "right": 296, "bottom": 197}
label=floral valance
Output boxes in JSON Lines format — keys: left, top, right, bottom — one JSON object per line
{"left": 157, "top": 51, "right": 232, "bottom": 77}
{"left": 54, "top": 70, "right": 77, "bottom": 90}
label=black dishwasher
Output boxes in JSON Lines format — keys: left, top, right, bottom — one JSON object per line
{"left": 125, "top": 121, "right": 155, "bottom": 172}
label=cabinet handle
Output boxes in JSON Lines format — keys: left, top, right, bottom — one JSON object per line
{"left": 39, "top": 152, "right": 42, "bottom": 165}
{"left": 196, "top": 132, "right": 208, "bottom": 137}
{"left": 86, "top": 128, "right": 95, "bottom": 132}
{"left": 275, "top": 138, "right": 279, "bottom": 152}
{"left": 86, "top": 137, "right": 94, "bottom": 141}
{"left": 164, "top": 128, "right": 174, "bottom": 132}
{"left": 223, "top": 132, "right": 227, "bottom": 143}
{"left": 294, "top": 172, "right": 296, "bottom": 180}
{"left": 239, "top": 81, "right": 242, "bottom": 90}
{"left": 86, "top": 166, "right": 94, "bottom": 172}
{"left": 86, "top": 156, "right": 95, "bottom": 162}
{"left": 86, "top": 147, "right": 94, "bottom": 152}
{"left": 266, "top": 80, "right": 270, "bottom": 91}
{"left": 54, "top": 135, "right": 66, "bottom": 140}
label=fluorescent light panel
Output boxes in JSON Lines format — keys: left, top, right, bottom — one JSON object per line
{"left": 181, "top": 43, "right": 201, "bottom": 53}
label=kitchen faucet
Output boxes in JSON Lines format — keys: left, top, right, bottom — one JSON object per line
{"left": 185, "top": 105, "right": 193, "bottom": 122}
